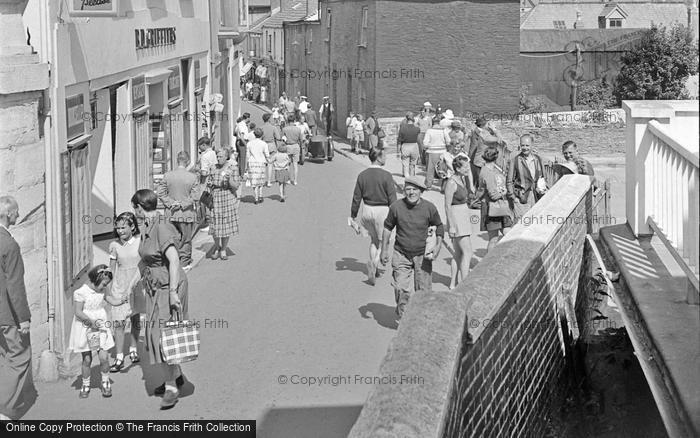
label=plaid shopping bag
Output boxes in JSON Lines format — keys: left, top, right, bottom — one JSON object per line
{"left": 160, "top": 315, "right": 200, "bottom": 365}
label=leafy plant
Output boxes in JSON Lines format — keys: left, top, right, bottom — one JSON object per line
{"left": 519, "top": 84, "right": 548, "bottom": 114}
{"left": 614, "top": 24, "right": 699, "bottom": 104}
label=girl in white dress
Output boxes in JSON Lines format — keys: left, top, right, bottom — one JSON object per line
{"left": 108, "top": 212, "right": 142, "bottom": 372}
{"left": 68, "top": 265, "right": 126, "bottom": 398}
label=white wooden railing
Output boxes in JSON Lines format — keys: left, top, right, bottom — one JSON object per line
{"left": 624, "top": 100, "right": 700, "bottom": 299}
{"left": 645, "top": 120, "right": 700, "bottom": 286}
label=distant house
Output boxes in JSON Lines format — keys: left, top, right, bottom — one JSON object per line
{"left": 283, "top": 11, "right": 321, "bottom": 103}
{"left": 249, "top": 0, "right": 272, "bottom": 27}
{"left": 520, "top": 1, "right": 699, "bottom": 109}
{"left": 248, "top": 0, "right": 316, "bottom": 64}
{"left": 243, "top": 0, "right": 317, "bottom": 104}
{"left": 520, "top": 1, "right": 693, "bottom": 30}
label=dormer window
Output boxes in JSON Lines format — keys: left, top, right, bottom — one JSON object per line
{"left": 598, "top": 4, "right": 627, "bottom": 29}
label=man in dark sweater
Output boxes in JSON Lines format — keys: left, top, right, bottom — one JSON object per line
{"left": 380, "top": 177, "right": 444, "bottom": 319}
{"left": 350, "top": 149, "right": 397, "bottom": 285}
{"left": 0, "top": 196, "right": 36, "bottom": 420}
{"left": 397, "top": 115, "right": 421, "bottom": 178}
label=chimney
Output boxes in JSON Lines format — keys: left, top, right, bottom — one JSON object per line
{"left": 574, "top": 11, "right": 584, "bottom": 28}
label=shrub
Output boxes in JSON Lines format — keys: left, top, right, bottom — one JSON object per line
{"left": 519, "top": 84, "right": 547, "bottom": 114}
{"left": 614, "top": 24, "right": 699, "bottom": 104}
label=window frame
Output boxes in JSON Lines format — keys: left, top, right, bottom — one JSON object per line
{"left": 359, "top": 7, "right": 368, "bottom": 47}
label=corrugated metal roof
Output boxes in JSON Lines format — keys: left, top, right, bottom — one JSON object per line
{"left": 521, "top": 2, "right": 688, "bottom": 29}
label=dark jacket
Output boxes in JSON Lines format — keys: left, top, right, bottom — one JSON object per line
{"left": 507, "top": 153, "right": 546, "bottom": 204}
{"left": 0, "top": 227, "right": 30, "bottom": 327}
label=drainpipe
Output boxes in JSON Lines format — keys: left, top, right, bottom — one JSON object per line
{"left": 36, "top": 0, "right": 60, "bottom": 382}
{"left": 571, "top": 43, "right": 581, "bottom": 111}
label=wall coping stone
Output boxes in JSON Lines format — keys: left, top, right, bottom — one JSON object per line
{"left": 348, "top": 174, "right": 593, "bottom": 438}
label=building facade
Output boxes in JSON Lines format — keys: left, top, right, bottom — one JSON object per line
{"left": 209, "top": 0, "right": 245, "bottom": 149}
{"left": 22, "top": 0, "right": 219, "bottom": 372}
{"left": 291, "top": 0, "right": 520, "bottom": 135}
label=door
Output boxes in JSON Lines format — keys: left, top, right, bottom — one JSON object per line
{"left": 89, "top": 88, "right": 115, "bottom": 236}
{"left": 114, "top": 83, "right": 133, "bottom": 213}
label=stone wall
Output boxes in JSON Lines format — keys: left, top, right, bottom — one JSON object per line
{"left": 0, "top": 1, "right": 50, "bottom": 375}
{"left": 0, "top": 93, "right": 48, "bottom": 371}
{"left": 348, "top": 175, "right": 596, "bottom": 437}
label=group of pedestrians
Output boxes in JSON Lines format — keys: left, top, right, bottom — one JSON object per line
{"left": 0, "top": 191, "right": 190, "bottom": 415}
{"left": 345, "top": 111, "right": 384, "bottom": 154}
{"left": 351, "top": 103, "right": 596, "bottom": 319}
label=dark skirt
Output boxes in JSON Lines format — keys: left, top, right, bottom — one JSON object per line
{"left": 143, "top": 270, "right": 189, "bottom": 365}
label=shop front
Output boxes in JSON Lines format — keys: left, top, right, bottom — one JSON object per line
{"left": 51, "top": 5, "right": 211, "bottom": 356}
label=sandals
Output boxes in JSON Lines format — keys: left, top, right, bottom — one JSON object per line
{"left": 79, "top": 384, "right": 90, "bottom": 399}
{"left": 109, "top": 358, "right": 124, "bottom": 373}
{"left": 129, "top": 351, "right": 140, "bottom": 364}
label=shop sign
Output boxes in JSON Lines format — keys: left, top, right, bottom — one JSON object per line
{"left": 65, "top": 94, "right": 85, "bottom": 141}
{"left": 132, "top": 75, "right": 146, "bottom": 109}
{"left": 69, "top": 0, "right": 118, "bottom": 16}
{"left": 168, "top": 66, "right": 181, "bottom": 101}
{"left": 135, "top": 27, "right": 176, "bottom": 50}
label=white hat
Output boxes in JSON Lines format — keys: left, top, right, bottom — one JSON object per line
{"left": 323, "top": 96, "right": 329, "bottom": 99}
{"left": 423, "top": 101, "right": 432, "bottom": 107}
{"left": 301, "top": 96, "right": 307, "bottom": 99}
{"left": 444, "top": 109, "right": 454, "bottom": 119}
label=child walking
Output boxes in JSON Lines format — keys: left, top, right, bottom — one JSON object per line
{"left": 108, "top": 212, "right": 143, "bottom": 372}
{"left": 352, "top": 114, "right": 365, "bottom": 154}
{"left": 273, "top": 144, "right": 291, "bottom": 202}
{"left": 68, "top": 265, "right": 126, "bottom": 398}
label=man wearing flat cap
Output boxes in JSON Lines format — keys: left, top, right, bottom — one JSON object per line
{"left": 380, "top": 177, "right": 444, "bottom": 319}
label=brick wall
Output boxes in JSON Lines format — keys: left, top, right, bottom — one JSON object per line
{"left": 348, "top": 175, "right": 596, "bottom": 437}
{"left": 375, "top": 0, "right": 520, "bottom": 117}
{"left": 0, "top": 91, "right": 49, "bottom": 373}
{"left": 319, "top": 0, "right": 378, "bottom": 130}
{"left": 316, "top": 0, "right": 519, "bottom": 132}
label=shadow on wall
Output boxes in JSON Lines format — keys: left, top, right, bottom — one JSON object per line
{"left": 257, "top": 405, "right": 363, "bottom": 438}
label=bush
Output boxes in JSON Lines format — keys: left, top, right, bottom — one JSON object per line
{"left": 578, "top": 78, "right": 616, "bottom": 110}
{"left": 577, "top": 78, "right": 616, "bottom": 123}
{"left": 519, "top": 84, "right": 547, "bottom": 114}
{"left": 614, "top": 24, "right": 699, "bottom": 104}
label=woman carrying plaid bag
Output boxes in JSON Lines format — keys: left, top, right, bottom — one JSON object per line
{"left": 130, "top": 189, "right": 189, "bottom": 410}
{"left": 206, "top": 148, "right": 241, "bottom": 260}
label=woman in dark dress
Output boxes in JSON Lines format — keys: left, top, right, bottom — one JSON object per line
{"left": 131, "top": 189, "right": 188, "bottom": 409}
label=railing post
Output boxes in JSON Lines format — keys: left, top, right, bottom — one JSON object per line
{"left": 623, "top": 101, "right": 674, "bottom": 236}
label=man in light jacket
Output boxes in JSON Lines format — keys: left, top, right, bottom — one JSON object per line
{"left": 157, "top": 152, "right": 199, "bottom": 270}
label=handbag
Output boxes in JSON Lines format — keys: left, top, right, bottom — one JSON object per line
{"left": 488, "top": 198, "right": 511, "bottom": 217}
{"left": 160, "top": 311, "right": 200, "bottom": 365}
{"left": 377, "top": 127, "right": 386, "bottom": 139}
{"left": 199, "top": 190, "right": 214, "bottom": 210}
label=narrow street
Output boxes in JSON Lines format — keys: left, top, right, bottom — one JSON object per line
{"left": 23, "top": 102, "right": 415, "bottom": 437}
